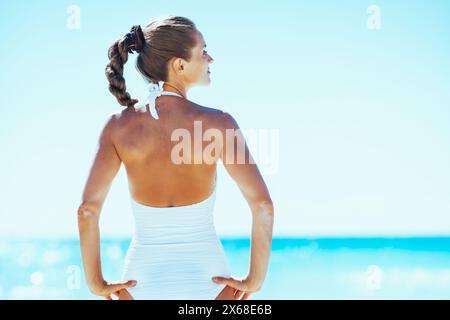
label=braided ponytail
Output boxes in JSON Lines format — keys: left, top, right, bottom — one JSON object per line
{"left": 105, "top": 17, "right": 198, "bottom": 108}
{"left": 105, "top": 40, "right": 137, "bottom": 107}
{"left": 105, "top": 25, "right": 145, "bottom": 107}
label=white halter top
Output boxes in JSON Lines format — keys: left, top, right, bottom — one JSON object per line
{"left": 122, "top": 174, "right": 231, "bottom": 299}
{"left": 146, "top": 80, "right": 183, "bottom": 120}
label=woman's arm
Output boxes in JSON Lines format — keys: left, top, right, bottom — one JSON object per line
{"left": 77, "top": 115, "right": 131, "bottom": 295}
{"left": 213, "top": 112, "right": 275, "bottom": 293}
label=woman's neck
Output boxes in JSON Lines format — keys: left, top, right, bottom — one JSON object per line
{"left": 163, "top": 81, "right": 187, "bottom": 99}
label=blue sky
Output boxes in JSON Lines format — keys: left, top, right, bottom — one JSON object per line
{"left": 1, "top": 0, "right": 449, "bottom": 237}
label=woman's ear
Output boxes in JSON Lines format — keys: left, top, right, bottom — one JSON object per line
{"left": 169, "top": 57, "right": 184, "bottom": 74}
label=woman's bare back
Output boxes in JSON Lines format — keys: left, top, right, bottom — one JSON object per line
{"left": 110, "top": 95, "right": 224, "bottom": 208}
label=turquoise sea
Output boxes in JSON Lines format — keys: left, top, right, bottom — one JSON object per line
{"left": 1, "top": 237, "right": 450, "bottom": 300}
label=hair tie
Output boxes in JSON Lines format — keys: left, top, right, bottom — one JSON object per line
{"left": 124, "top": 25, "right": 145, "bottom": 54}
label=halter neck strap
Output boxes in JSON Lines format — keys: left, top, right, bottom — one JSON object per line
{"left": 146, "top": 81, "right": 183, "bottom": 120}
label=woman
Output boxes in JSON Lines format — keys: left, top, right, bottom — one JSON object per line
{"left": 77, "top": 15, "right": 274, "bottom": 300}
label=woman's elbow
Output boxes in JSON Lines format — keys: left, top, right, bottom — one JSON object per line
{"left": 77, "top": 203, "right": 100, "bottom": 222}
{"left": 253, "top": 199, "right": 274, "bottom": 216}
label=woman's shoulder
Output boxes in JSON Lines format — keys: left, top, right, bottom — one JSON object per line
{"left": 98, "top": 108, "right": 138, "bottom": 138}
{"left": 105, "top": 105, "right": 146, "bottom": 125}
{"left": 190, "top": 103, "right": 236, "bottom": 128}
{"left": 198, "top": 105, "right": 238, "bottom": 129}
{"left": 189, "top": 101, "right": 232, "bottom": 120}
